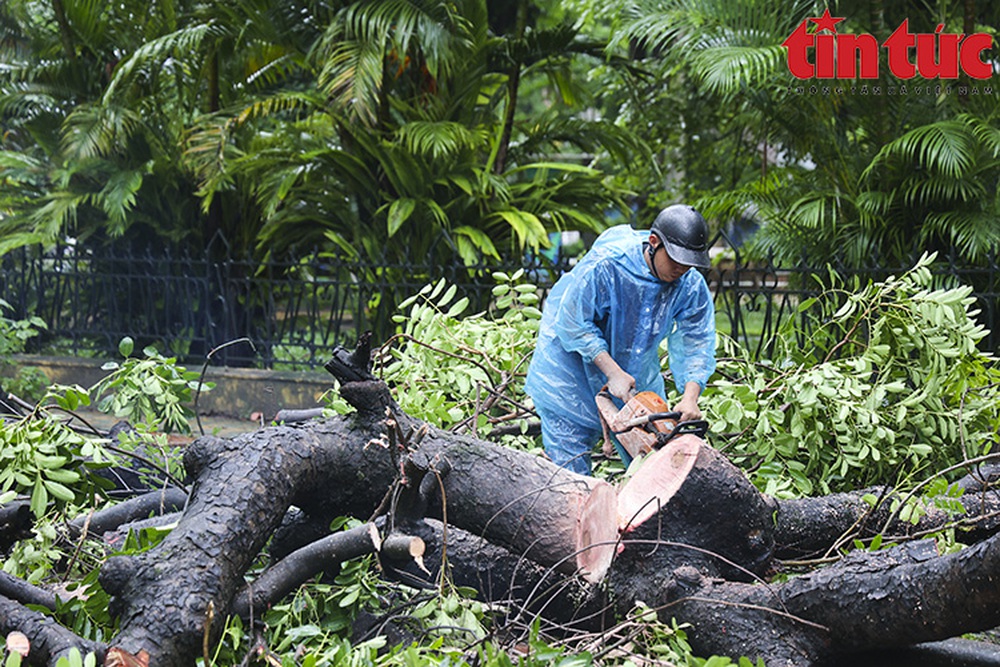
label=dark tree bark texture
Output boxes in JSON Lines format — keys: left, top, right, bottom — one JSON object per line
{"left": 8, "top": 373, "right": 1000, "bottom": 667}
{"left": 0, "top": 594, "right": 105, "bottom": 665}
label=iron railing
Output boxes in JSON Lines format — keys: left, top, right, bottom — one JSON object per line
{"left": 2, "top": 234, "right": 999, "bottom": 369}
{"left": 706, "top": 239, "right": 1000, "bottom": 359}
{"left": 0, "top": 235, "right": 572, "bottom": 369}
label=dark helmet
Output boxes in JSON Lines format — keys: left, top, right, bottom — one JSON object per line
{"left": 650, "top": 204, "right": 711, "bottom": 268}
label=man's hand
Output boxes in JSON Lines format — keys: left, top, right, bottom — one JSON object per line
{"left": 606, "top": 370, "right": 636, "bottom": 402}
{"left": 593, "top": 351, "right": 635, "bottom": 401}
{"left": 672, "top": 381, "right": 704, "bottom": 422}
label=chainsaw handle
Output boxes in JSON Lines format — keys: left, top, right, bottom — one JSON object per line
{"left": 653, "top": 419, "right": 710, "bottom": 448}
{"left": 614, "top": 411, "right": 681, "bottom": 431}
{"left": 641, "top": 411, "right": 681, "bottom": 423}
{"left": 596, "top": 386, "right": 638, "bottom": 403}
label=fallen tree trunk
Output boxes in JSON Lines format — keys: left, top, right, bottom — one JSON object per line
{"left": 14, "top": 367, "right": 1000, "bottom": 667}
{"left": 641, "top": 535, "right": 1000, "bottom": 666}
{"left": 98, "top": 383, "right": 621, "bottom": 667}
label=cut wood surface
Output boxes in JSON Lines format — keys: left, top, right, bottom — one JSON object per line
{"left": 616, "top": 435, "right": 700, "bottom": 530}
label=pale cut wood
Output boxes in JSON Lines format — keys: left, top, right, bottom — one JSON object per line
{"left": 616, "top": 434, "right": 700, "bottom": 530}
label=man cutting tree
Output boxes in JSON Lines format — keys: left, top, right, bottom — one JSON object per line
{"left": 525, "top": 204, "right": 718, "bottom": 475}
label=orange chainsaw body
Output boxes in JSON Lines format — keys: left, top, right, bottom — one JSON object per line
{"left": 595, "top": 390, "right": 677, "bottom": 460}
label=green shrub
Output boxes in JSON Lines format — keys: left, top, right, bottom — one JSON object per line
{"left": 0, "top": 299, "right": 48, "bottom": 403}
{"left": 363, "top": 271, "right": 541, "bottom": 448}
{"left": 704, "top": 253, "right": 1000, "bottom": 497}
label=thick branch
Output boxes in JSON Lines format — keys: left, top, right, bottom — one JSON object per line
{"left": 0, "top": 594, "right": 104, "bottom": 667}
{"left": 68, "top": 487, "right": 188, "bottom": 540}
{"left": 232, "top": 523, "right": 378, "bottom": 619}
{"left": 775, "top": 482, "right": 1000, "bottom": 559}
{"left": 0, "top": 571, "right": 57, "bottom": 610}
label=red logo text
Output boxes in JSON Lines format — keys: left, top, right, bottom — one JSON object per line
{"left": 781, "top": 9, "right": 994, "bottom": 80}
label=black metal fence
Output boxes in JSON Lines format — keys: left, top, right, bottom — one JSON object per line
{"left": 708, "top": 241, "right": 1000, "bottom": 359}
{"left": 2, "top": 234, "right": 999, "bottom": 369}
{"left": 0, "top": 235, "right": 573, "bottom": 369}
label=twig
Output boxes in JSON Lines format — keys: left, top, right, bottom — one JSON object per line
{"left": 203, "top": 599, "right": 215, "bottom": 667}
{"left": 877, "top": 451, "right": 1000, "bottom": 536}
{"left": 99, "top": 441, "right": 188, "bottom": 491}
{"left": 661, "top": 594, "right": 828, "bottom": 633}
{"left": 378, "top": 333, "right": 496, "bottom": 385}
{"left": 195, "top": 337, "right": 255, "bottom": 436}
{"left": 432, "top": 462, "right": 450, "bottom": 596}
{"left": 61, "top": 509, "right": 94, "bottom": 583}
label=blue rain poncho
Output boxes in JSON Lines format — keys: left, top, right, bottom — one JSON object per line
{"left": 524, "top": 225, "right": 716, "bottom": 472}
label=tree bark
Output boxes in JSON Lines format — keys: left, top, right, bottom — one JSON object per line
{"left": 379, "top": 518, "right": 609, "bottom": 631}
{"left": 231, "top": 523, "right": 380, "bottom": 619}
{"left": 68, "top": 487, "right": 188, "bottom": 540}
{"left": 98, "top": 386, "right": 615, "bottom": 667}
{"left": 0, "top": 594, "right": 104, "bottom": 666}
{"left": 14, "top": 372, "right": 1000, "bottom": 667}
{"left": 774, "top": 478, "right": 1000, "bottom": 559}
{"left": 0, "top": 571, "right": 58, "bottom": 610}
{"left": 646, "top": 535, "right": 1000, "bottom": 666}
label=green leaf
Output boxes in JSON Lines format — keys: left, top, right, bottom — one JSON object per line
{"left": 43, "top": 479, "right": 75, "bottom": 503}
{"left": 119, "top": 336, "right": 134, "bottom": 357}
{"left": 446, "top": 297, "right": 469, "bottom": 318}
{"left": 338, "top": 587, "right": 360, "bottom": 608}
{"left": 438, "top": 284, "right": 457, "bottom": 308}
{"left": 30, "top": 479, "right": 48, "bottom": 518}
{"left": 387, "top": 198, "right": 416, "bottom": 237}
{"left": 44, "top": 468, "right": 81, "bottom": 484}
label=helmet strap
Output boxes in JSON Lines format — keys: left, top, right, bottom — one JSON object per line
{"left": 645, "top": 242, "right": 665, "bottom": 281}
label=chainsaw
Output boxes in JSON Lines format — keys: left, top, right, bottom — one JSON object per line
{"left": 595, "top": 388, "right": 709, "bottom": 464}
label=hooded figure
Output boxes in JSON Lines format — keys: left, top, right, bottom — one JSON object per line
{"left": 525, "top": 206, "right": 717, "bottom": 475}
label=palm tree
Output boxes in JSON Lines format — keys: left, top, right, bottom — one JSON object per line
{"left": 185, "top": 0, "right": 642, "bottom": 267}
{"left": 4, "top": 0, "right": 646, "bottom": 356}
{"left": 608, "top": 0, "right": 1000, "bottom": 266}
{"left": 4, "top": 0, "right": 642, "bottom": 263}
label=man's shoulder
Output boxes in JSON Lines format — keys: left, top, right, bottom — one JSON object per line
{"left": 595, "top": 224, "right": 644, "bottom": 245}
{"left": 676, "top": 267, "right": 711, "bottom": 294}
{"left": 588, "top": 225, "right": 644, "bottom": 261}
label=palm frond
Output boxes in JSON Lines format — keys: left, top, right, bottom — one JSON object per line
{"left": 690, "top": 45, "right": 786, "bottom": 96}
{"left": 25, "top": 189, "right": 89, "bottom": 242}
{"left": 62, "top": 0, "right": 110, "bottom": 52}
{"left": 61, "top": 103, "right": 141, "bottom": 161}
{"left": 394, "top": 120, "right": 485, "bottom": 161}
{"left": 899, "top": 174, "right": 985, "bottom": 207}
{"left": 924, "top": 211, "right": 1000, "bottom": 261}
{"left": 316, "top": 0, "right": 479, "bottom": 124}
{"left": 865, "top": 119, "right": 976, "bottom": 181}
{"left": 513, "top": 114, "right": 645, "bottom": 167}
{"left": 318, "top": 38, "right": 384, "bottom": 124}
{"left": 233, "top": 90, "right": 323, "bottom": 125}
{"left": 98, "top": 168, "right": 144, "bottom": 233}
{"left": 453, "top": 225, "right": 499, "bottom": 263}
{"left": 486, "top": 208, "right": 548, "bottom": 250}
{"left": 618, "top": 0, "right": 813, "bottom": 99}
{"left": 965, "top": 113, "right": 1000, "bottom": 158}
{"left": 103, "top": 21, "right": 227, "bottom": 102}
